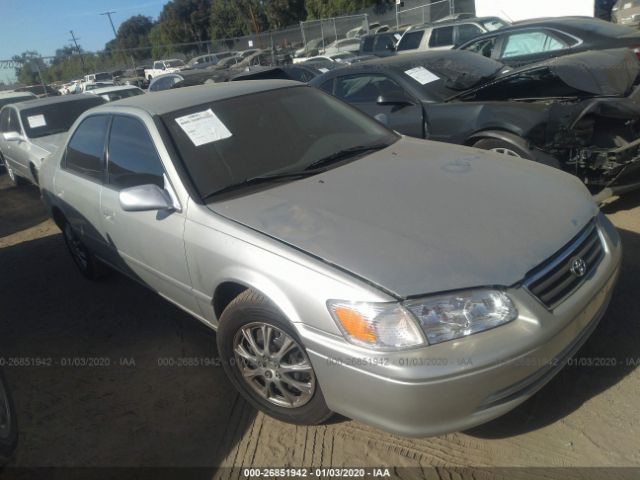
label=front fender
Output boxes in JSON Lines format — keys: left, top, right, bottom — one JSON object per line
{"left": 466, "top": 130, "right": 561, "bottom": 169}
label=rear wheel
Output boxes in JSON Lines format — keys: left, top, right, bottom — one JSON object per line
{"left": 473, "top": 138, "right": 533, "bottom": 160}
{"left": 0, "top": 370, "right": 17, "bottom": 465}
{"left": 62, "top": 221, "right": 108, "bottom": 280}
{"left": 217, "top": 289, "right": 333, "bottom": 425}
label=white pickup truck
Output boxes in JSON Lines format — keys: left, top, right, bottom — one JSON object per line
{"left": 144, "top": 59, "right": 187, "bottom": 80}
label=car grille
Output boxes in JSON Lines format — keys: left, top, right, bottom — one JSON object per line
{"left": 525, "top": 221, "right": 604, "bottom": 309}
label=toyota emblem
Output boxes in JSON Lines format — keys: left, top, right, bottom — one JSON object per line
{"left": 570, "top": 257, "right": 587, "bottom": 278}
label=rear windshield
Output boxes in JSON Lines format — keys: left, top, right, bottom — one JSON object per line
{"left": 94, "top": 73, "right": 112, "bottom": 81}
{"left": 480, "top": 18, "right": 508, "bottom": 31}
{"left": 102, "top": 88, "right": 144, "bottom": 102}
{"left": 0, "top": 95, "right": 34, "bottom": 109}
{"left": 575, "top": 18, "right": 639, "bottom": 37}
{"left": 20, "top": 97, "right": 105, "bottom": 138}
{"left": 161, "top": 86, "right": 397, "bottom": 199}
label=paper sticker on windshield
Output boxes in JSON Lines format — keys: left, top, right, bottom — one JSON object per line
{"left": 175, "top": 109, "right": 231, "bottom": 146}
{"left": 318, "top": 68, "right": 329, "bottom": 73}
{"left": 27, "top": 114, "right": 46, "bottom": 129}
{"left": 404, "top": 66, "right": 439, "bottom": 85}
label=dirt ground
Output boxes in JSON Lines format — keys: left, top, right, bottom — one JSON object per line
{"left": 0, "top": 170, "right": 639, "bottom": 476}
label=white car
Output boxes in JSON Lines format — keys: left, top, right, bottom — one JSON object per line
{"left": 144, "top": 59, "right": 187, "bottom": 80}
{"left": 0, "top": 94, "right": 105, "bottom": 185}
{"left": 87, "top": 85, "right": 145, "bottom": 102}
{"left": 322, "top": 38, "right": 361, "bottom": 56}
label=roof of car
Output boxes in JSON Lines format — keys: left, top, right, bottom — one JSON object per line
{"left": 411, "top": 16, "right": 503, "bottom": 30}
{"left": 88, "top": 85, "right": 143, "bottom": 95}
{"left": 98, "top": 80, "right": 301, "bottom": 115}
{"left": 493, "top": 16, "right": 625, "bottom": 32}
{"left": 0, "top": 90, "right": 36, "bottom": 99}
{"left": 12, "top": 93, "right": 101, "bottom": 111}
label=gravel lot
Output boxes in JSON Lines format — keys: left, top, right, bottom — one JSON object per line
{"left": 0, "top": 171, "right": 639, "bottom": 476}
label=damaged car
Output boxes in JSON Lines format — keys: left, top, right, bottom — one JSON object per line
{"left": 311, "top": 48, "right": 640, "bottom": 200}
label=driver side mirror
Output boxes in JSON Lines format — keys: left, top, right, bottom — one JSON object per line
{"left": 119, "top": 184, "right": 174, "bottom": 212}
{"left": 3, "top": 131, "right": 24, "bottom": 142}
{"left": 376, "top": 93, "right": 415, "bottom": 107}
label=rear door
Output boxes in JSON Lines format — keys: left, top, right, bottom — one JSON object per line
{"left": 55, "top": 114, "right": 111, "bottom": 258}
{"left": 327, "top": 73, "right": 425, "bottom": 138}
{"left": 99, "top": 114, "right": 198, "bottom": 314}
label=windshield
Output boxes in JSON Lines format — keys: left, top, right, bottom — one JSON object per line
{"left": 401, "top": 52, "right": 505, "bottom": 99}
{"left": 480, "top": 18, "right": 508, "bottom": 31}
{"left": 161, "top": 86, "right": 398, "bottom": 200}
{"left": 167, "top": 59, "right": 185, "bottom": 68}
{"left": 103, "top": 88, "right": 144, "bottom": 102}
{"left": 20, "top": 97, "right": 105, "bottom": 138}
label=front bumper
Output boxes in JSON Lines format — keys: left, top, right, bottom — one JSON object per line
{"left": 298, "top": 216, "right": 622, "bottom": 437}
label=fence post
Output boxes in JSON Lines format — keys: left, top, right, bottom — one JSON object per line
{"left": 300, "top": 21, "right": 306, "bottom": 48}
{"left": 320, "top": 21, "right": 325, "bottom": 52}
{"left": 450, "top": 0, "right": 455, "bottom": 15}
{"left": 333, "top": 18, "right": 338, "bottom": 42}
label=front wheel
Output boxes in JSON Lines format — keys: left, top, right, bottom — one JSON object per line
{"left": 0, "top": 370, "right": 18, "bottom": 465}
{"left": 217, "top": 289, "right": 333, "bottom": 425}
{"left": 3, "top": 160, "right": 27, "bottom": 187}
{"left": 473, "top": 138, "right": 533, "bottom": 160}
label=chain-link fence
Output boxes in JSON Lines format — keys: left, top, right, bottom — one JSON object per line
{"left": 0, "top": 0, "right": 477, "bottom": 88}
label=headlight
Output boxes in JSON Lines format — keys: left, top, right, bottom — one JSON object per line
{"left": 327, "top": 301, "right": 426, "bottom": 350}
{"left": 405, "top": 290, "right": 517, "bottom": 345}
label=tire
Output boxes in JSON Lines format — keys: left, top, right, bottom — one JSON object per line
{"left": 61, "top": 221, "right": 109, "bottom": 281}
{"left": 217, "top": 289, "right": 333, "bottom": 425}
{"left": 0, "top": 370, "right": 18, "bottom": 465}
{"left": 473, "top": 138, "right": 533, "bottom": 160}
{"left": 2, "top": 159, "right": 27, "bottom": 187}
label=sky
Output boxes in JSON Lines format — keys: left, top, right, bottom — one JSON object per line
{"left": 0, "top": 0, "right": 167, "bottom": 83}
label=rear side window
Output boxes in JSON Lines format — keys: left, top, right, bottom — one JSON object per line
{"left": 456, "top": 24, "right": 484, "bottom": 44}
{"left": 502, "top": 30, "right": 567, "bottom": 59}
{"left": 362, "top": 36, "right": 375, "bottom": 52}
{"left": 429, "top": 26, "right": 454, "bottom": 47}
{"left": 464, "top": 37, "right": 499, "bottom": 58}
{"left": 397, "top": 30, "right": 425, "bottom": 51}
{"left": 374, "top": 34, "right": 396, "bottom": 52}
{"left": 65, "top": 115, "right": 109, "bottom": 181}
{"left": 107, "top": 116, "right": 165, "bottom": 189}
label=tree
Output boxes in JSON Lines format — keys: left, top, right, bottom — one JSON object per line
{"left": 11, "top": 51, "right": 47, "bottom": 85}
{"left": 304, "top": 0, "right": 379, "bottom": 19}
{"left": 105, "top": 15, "right": 154, "bottom": 60}
{"left": 209, "top": 0, "right": 267, "bottom": 40}
{"left": 264, "top": 0, "right": 307, "bottom": 29}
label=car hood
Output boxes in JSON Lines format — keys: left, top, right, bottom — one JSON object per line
{"left": 29, "top": 132, "right": 67, "bottom": 155}
{"left": 210, "top": 137, "right": 598, "bottom": 298}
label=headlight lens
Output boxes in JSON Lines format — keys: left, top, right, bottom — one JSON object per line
{"left": 327, "top": 301, "right": 426, "bottom": 350}
{"left": 405, "top": 290, "right": 517, "bottom": 345}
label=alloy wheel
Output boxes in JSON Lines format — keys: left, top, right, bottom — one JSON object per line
{"left": 6, "top": 163, "right": 15, "bottom": 184}
{"left": 233, "top": 323, "right": 315, "bottom": 408}
{"left": 490, "top": 147, "right": 522, "bottom": 157}
{"left": 64, "top": 223, "right": 89, "bottom": 270}
{"left": 0, "top": 381, "right": 11, "bottom": 441}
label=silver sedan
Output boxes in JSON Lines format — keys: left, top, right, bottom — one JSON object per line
{"left": 39, "top": 81, "right": 621, "bottom": 437}
{"left": 0, "top": 94, "right": 104, "bottom": 186}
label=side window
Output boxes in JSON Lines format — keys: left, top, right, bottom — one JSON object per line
{"left": 502, "top": 30, "right": 567, "bottom": 59}
{"left": 397, "top": 30, "right": 424, "bottom": 51}
{"left": 107, "top": 116, "right": 165, "bottom": 189}
{"left": 464, "top": 36, "right": 498, "bottom": 58}
{"left": 0, "top": 109, "right": 8, "bottom": 132}
{"left": 8, "top": 109, "right": 22, "bottom": 134}
{"left": 429, "top": 26, "right": 454, "bottom": 47}
{"left": 374, "top": 35, "right": 396, "bottom": 52}
{"left": 335, "top": 74, "right": 406, "bottom": 103}
{"left": 456, "top": 24, "right": 484, "bottom": 44}
{"left": 319, "top": 79, "right": 334, "bottom": 94}
{"left": 65, "top": 115, "right": 109, "bottom": 181}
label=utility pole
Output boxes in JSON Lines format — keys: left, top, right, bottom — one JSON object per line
{"left": 69, "top": 30, "right": 86, "bottom": 73}
{"left": 100, "top": 11, "right": 118, "bottom": 38}
{"left": 100, "top": 11, "right": 130, "bottom": 70}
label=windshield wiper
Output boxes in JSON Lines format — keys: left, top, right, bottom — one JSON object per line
{"left": 202, "top": 170, "right": 320, "bottom": 200}
{"left": 304, "top": 143, "right": 390, "bottom": 171}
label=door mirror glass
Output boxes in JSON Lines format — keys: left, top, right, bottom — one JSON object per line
{"left": 119, "top": 184, "right": 174, "bottom": 212}
{"left": 3, "top": 131, "right": 23, "bottom": 142}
